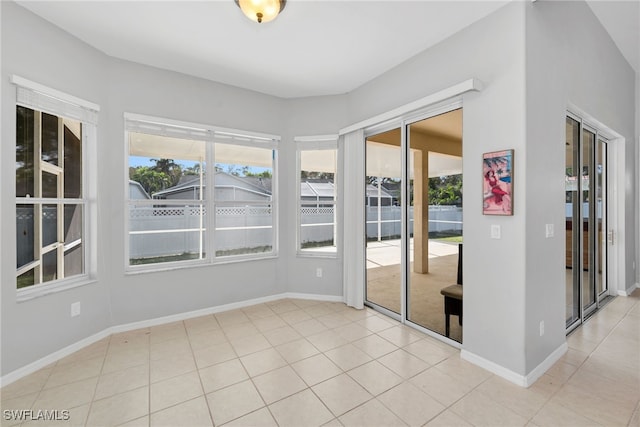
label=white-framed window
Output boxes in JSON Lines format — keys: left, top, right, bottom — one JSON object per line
{"left": 13, "top": 76, "right": 99, "bottom": 296}
{"left": 213, "top": 142, "right": 276, "bottom": 258}
{"left": 296, "top": 136, "right": 338, "bottom": 256}
{"left": 125, "top": 114, "right": 278, "bottom": 270}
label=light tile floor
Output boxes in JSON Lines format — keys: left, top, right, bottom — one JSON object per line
{"left": 1, "top": 290, "right": 638, "bottom": 427}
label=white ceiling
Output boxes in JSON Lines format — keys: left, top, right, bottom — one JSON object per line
{"left": 16, "top": 0, "right": 638, "bottom": 99}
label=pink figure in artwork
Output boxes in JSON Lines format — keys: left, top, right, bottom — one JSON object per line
{"left": 485, "top": 169, "right": 509, "bottom": 205}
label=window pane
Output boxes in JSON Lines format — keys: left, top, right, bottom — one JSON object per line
{"left": 42, "top": 112, "right": 59, "bottom": 166}
{"left": 17, "top": 269, "right": 36, "bottom": 289}
{"left": 42, "top": 171, "right": 58, "bottom": 198}
{"left": 213, "top": 144, "right": 274, "bottom": 257}
{"left": 129, "top": 132, "right": 206, "bottom": 200}
{"left": 129, "top": 203, "right": 205, "bottom": 265}
{"left": 42, "top": 251, "right": 58, "bottom": 282}
{"left": 42, "top": 204, "right": 58, "bottom": 247}
{"left": 16, "top": 204, "right": 35, "bottom": 268}
{"left": 64, "top": 204, "right": 83, "bottom": 244}
{"left": 64, "top": 244, "right": 83, "bottom": 277}
{"left": 64, "top": 118, "right": 82, "bottom": 198}
{"left": 16, "top": 105, "right": 86, "bottom": 289}
{"left": 301, "top": 204, "right": 335, "bottom": 250}
{"left": 215, "top": 204, "right": 273, "bottom": 256}
{"left": 300, "top": 149, "right": 337, "bottom": 252}
{"left": 16, "top": 106, "right": 35, "bottom": 197}
{"left": 214, "top": 144, "right": 273, "bottom": 202}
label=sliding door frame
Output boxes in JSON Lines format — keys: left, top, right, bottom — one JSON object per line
{"left": 566, "top": 111, "right": 612, "bottom": 334}
{"left": 363, "top": 99, "right": 463, "bottom": 347}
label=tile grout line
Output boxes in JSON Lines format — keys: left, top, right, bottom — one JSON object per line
{"left": 83, "top": 336, "right": 113, "bottom": 427}
{"left": 527, "top": 295, "right": 638, "bottom": 426}
{"left": 182, "top": 316, "right": 215, "bottom": 427}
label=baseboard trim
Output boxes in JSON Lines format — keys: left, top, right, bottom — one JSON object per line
{"left": 0, "top": 329, "right": 112, "bottom": 388}
{"left": 0, "top": 293, "right": 342, "bottom": 388}
{"left": 523, "top": 342, "right": 567, "bottom": 387}
{"left": 617, "top": 283, "right": 639, "bottom": 297}
{"left": 461, "top": 342, "right": 568, "bottom": 388}
{"left": 286, "top": 292, "right": 344, "bottom": 303}
{"left": 460, "top": 349, "right": 527, "bottom": 387}
{"left": 110, "top": 293, "right": 289, "bottom": 334}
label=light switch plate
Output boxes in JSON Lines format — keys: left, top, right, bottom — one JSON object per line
{"left": 491, "top": 225, "right": 501, "bottom": 239}
{"left": 545, "top": 224, "right": 554, "bottom": 238}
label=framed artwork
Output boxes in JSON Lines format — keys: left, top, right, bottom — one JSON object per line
{"left": 483, "top": 149, "right": 513, "bottom": 215}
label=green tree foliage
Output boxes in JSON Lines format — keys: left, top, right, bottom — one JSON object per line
{"left": 131, "top": 167, "right": 171, "bottom": 196}
{"left": 301, "top": 171, "right": 333, "bottom": 180}
{"left": 151, "top": 158, "right": 182, "bottom": 186}
{"left": 130, "top": 158, "right": 191, "bottom": 195}
{"left": 184, "top": 164, "right": 202, "bottom": 176}
{"left": 246, "top": 170, "right": 273, "bottom": 178}
{"left": 428, "top": 174, "right": 462, "bottom": 206}
{"left": 215, "top": 164, "right": 273, "bottom": 178}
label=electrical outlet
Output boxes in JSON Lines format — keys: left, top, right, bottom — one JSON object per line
{"left": 539, "top": 321, "right": 544, "bottom": 336}
{"left": 71, "top": 302, "right": 81, "bottom": 317}
{"left": 316, "top": 267, "right": 323, "bottom": 278}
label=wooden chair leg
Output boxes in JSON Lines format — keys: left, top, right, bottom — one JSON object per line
{"left": 445, "top": 314, "right": 450, "bottom": 337}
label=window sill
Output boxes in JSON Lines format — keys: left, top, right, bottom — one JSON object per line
{"left": 16, "top": 276, "right": 98, "bottom": 303}
{"left": 214, "top": 253, "right": 279, "bottom": 265}
{"left": 125, "top": 254, "right": 279, "bottom": 276}
{"left": 297, "top": 252, "right": 338, "bottom": 259}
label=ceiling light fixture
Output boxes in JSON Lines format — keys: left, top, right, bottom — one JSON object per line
{"left": 235, "top": 0, "right": 286, "bottom": 24}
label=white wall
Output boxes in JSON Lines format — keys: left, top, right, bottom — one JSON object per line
{"left": 524, "top": 0, "right": 636, "bottom": 372}
{"left": 348, "top": 1, "right": 529, "bottom": 376}
{"left": 0, "top": 0, "right": 354, "bottom": 377}
{"left": 281, "top": 95, "right": 349, "bottom": 298}
{"left": 1, "top": 2, "right": 112, "bottom": 375}
{"left": 1, "top": 0, "right": 636, "bottom": 384}
{"left": 103, "top": 58, "right": 291, "bottom": 326}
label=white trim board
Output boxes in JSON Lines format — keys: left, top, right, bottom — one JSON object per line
{"left": 11, "top": 75, "right": 100, "bottom": 112}
{"left": 0, "top": 293, "right": 344, "bottom": 388}
{"left": 461, "top": 342, "right": 567, "bottom": 388}
{"left": 339, "top": 78, "right": 483, "bottom": 135}
{"left": 618, "top": 283, "right": 639, "bottom": 297}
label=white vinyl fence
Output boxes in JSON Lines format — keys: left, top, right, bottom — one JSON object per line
{"left": 366, "top": 205, "right": 462, "bottom": 241}
{"left": 126, "top": 205, "right": 463, "bottom": 261}
{"left": 128, "top": 205, "right": 273, "bottom": 260}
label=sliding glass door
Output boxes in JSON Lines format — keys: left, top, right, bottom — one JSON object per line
{"left": 565, "top": 115, "right": 608, "bottom": 331}
{"left": 365, "top": 129, "right": 402, "bottom": 316}
{"left": 364, "top": 107, "right": 463, "bottom": 343}
{"left": 406, "top": 112, "right": 463, "bottom": 342}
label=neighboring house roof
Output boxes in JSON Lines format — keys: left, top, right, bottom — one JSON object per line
{"left": 301, "top": 180, "right": 335, "bottom": 199}
{"left": 136, "top": 174, "right": 392, "bottom": 201}
{"left": 129, "top": 180, "right": 151, "bottom": 199}
{"left": 365, "top": 184, "right": 394, "bottom": 199}
{"left": 242, "top": 176, "right": 272, "bottom": 194}
{"left": 150, "top": 171, "right": 272, "bottom": 199}
{"left": 380, "top": 181, "right": 401, "bottom": 199}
